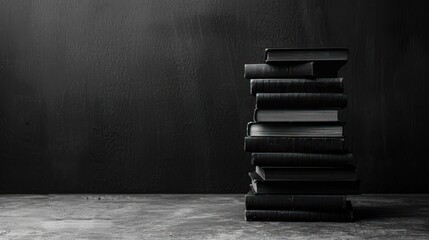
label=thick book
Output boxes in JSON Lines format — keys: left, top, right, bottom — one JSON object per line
{"left": 254, "top": 109, "right": 339, "bottom": 122}
{"left": 244, "top": 137, "right": 346, "bottom": 153}
{"left": 251, "top": 153, "right": 354, "bottom": 167}
{"left": 249, "top": 172, "right": 360, "bottom": 195}
{"left": 256, "top": 93, "right": 347, "bottom": 109}
{"left": 245, "top": 201, "right": 353, "bottom": 222}
{"left": 247, "top": 122, "right": 344, "bottom": 137}
{"left": 250, "top": 78, "right": 344, "bottom": 95}
{"left": 264, "top": 48, "right": 349, "bottom": 63}
{"left": 245, "top": 191, "right": 347, "bottom": 211}
{"left": 255, "top": 166, "right": 356, "bottom": 181}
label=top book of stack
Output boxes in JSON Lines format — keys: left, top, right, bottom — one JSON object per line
{"left": 244, "top": 48, "right": 349, "bottom": 79}
{"left": 264, "top": 48, "right": 349, "bottom": 64}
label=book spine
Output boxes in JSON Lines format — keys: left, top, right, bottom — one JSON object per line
{"left": 244, "top": 137, "right": 346, "bottom": 153}
{"left": 244, "top": 63, "right": 315, "bottom": 79}
{"left": 255, "top": 180, "right": 360, "bottom": 195}
{"left": 256, "top": 93, "right": 347, "bottom": 109}
{"left": 264, "top": 48, "right": 350, "bottom": 62}
{"left": 245, "top": 208, "right": 353, "bottom": 222}
{"left": 250, "top": 78, "right": 344, "bottom": 95}
{"left": 251, "top": 153, "right": 354, "bottom": 167}
{"left": 256, "top": 167, "right": 356, "bottom": 181}
{"left": 245, "top": 194, "right": 347, "bottom": 211}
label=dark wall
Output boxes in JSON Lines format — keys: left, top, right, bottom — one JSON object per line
{"left": 1, "top": 0, "right": 428, "bottom": 193}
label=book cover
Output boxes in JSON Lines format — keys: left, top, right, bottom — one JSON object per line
{"left": 249, "top": 172, "right": 360, "bottom": 195}
{"left": 256, "top": 93, "right": 347, "bottom": 109}
{"left": 251, "top": 153, "right": 354, "bottom": 167}
{"left": 255, "top": 166, "right": 356, "bottom": 181}
{"left": 244, "top": 62, "right": 316, "bottom": 79}
{"left": 245, "top": 191, "right": 347, "bottom": 211}
{"left": 245, "top": 201, "right": 353, "bottom": 222}
{"left": 250, "top": 78, "right": 344, "bottom": 95}
{"left": 244, "top": 137, "right": 346, "bottom": 153}
{"left": 264, "top": 48, "right": 349, "bottom": 63}
{"left": 254, "top": 109, "right": 340, "bottom": 122}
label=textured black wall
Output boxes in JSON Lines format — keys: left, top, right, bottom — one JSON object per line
{"left": 1, "top": 0, "right": 428, "bottom": 193}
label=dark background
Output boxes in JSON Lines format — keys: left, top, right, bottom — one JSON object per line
{"left": 1, "top": 0, "right": 428, "bottom": 193}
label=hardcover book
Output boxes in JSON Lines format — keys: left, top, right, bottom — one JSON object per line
{"left": 245, "top": 201, "right": 353, "bottom": 222}
{"left": 254, "top": 109, "right": 340, "bottom": 122}
{"left": 250, "top": 78, "right": 344, "bottom": 95}
{"left": 249, "top": 172, "right": 360, "bottom": 195}
{"left": 264, "top": 48, "right": 349, "bottom": 63}
{"left": 255, "top": 166, "right": 356, "bottom": 181}
{"left": 244, "top": 62, "right": 338, "bottom": 79}
{"left": 251, "top": 153, "right": 354, "bottom": 167}
{"left": 244, "top": 137, "right": 346, "bottom": 153}
{"left": 256, "top": 93, "right": 347, "bottom": 109}
{"left": 244, "top": 62, "right": 315, "bottom": 79}
{"left": 245, "top": 191, "right": 347, "bottom": 211}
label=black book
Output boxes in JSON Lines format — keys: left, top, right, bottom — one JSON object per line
{"left": 244, "top": 137, "right": 346, "bottom": 153}
{"left": 245, "top": 191, "right": 347, "bottom": 211}
{"left": 264, "top": 48, "right": 349, "bottom": 63}
{"left": 256, "top": 93, "right": 347, "bottom": 109}
{"left": 250, "top": 78, "right": 344, "bottom": 95}
{"left": 249, "top": 172, "right": 360, "bottom": 195}
{"left": 244, "top": 62, "right": 314, "bottom": 79}
{"left": 251, "top": 153, "right": 354, "bottom": 167}
{"left": 245, "top": 201, "right": 353, "bottom": 222}
{"left": 244, "top": 62, "right": 338, "bottom": 79}
{"left": 254, "top": 109, "right": 340, "bottom": 122}
{"left": 255, "top": 166, "right": 356, "bottom": 181}
{"left": 247, "top": 122, "right": 343, "bottom": 137}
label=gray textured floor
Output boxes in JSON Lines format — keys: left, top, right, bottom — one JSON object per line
{"left": 0, "top": 195, "right": 428, "bottom": 239}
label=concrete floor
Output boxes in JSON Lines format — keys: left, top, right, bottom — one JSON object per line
{"left": 0, "top": 195, "right": 428, "bottom": 239}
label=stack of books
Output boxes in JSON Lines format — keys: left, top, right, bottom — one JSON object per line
{"left": 243, "top": 48, "right": 360, "bottom": 222}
